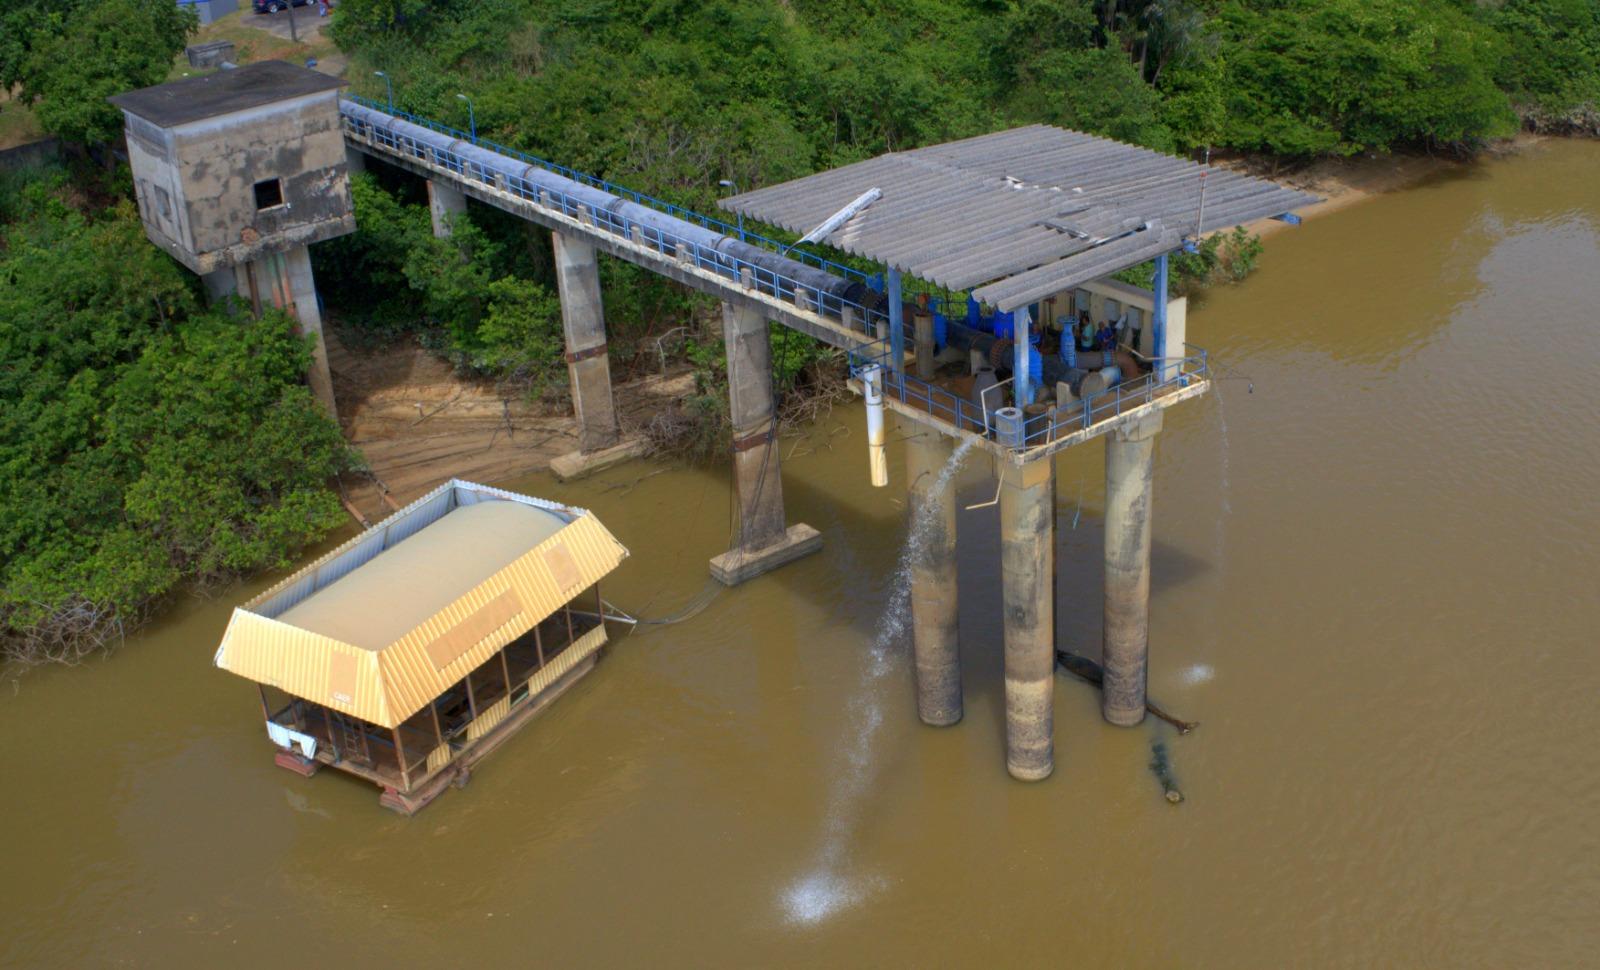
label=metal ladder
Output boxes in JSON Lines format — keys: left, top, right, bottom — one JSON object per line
{"left": 333, "top": 712, "right": 369, "bottom": 765}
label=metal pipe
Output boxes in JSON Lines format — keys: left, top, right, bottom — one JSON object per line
{"left": 863, "top": 364, "right": 888, "bottom": 487}
{"left": 340, "top": 101, "right": 870, "bottom": 320}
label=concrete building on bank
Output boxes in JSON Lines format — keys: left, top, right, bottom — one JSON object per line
{"left": 109, "top": 61, "right": 354, "bottom": 415}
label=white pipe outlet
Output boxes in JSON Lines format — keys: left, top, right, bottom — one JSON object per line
{"left": 863, "top": 364, "right": 888, "bottom": 487}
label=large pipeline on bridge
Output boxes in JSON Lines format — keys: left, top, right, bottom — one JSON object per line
{"left": 341, "top": 101, "right": 884, "bottom": 317}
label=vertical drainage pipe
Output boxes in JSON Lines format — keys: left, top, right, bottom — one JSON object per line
{"left": 863, "top": 364, "right": 888, "bottom": 487}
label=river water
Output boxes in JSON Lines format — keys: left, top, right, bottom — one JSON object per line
{"left": 4, "top": 139, "right": 1599, "bottom": 968}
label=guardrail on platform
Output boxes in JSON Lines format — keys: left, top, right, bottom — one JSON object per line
{"left": 846, "top": 342, "right": 1209, "bottom": 456}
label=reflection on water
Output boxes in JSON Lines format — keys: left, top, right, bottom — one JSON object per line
{"left": 4, "top": 139, "right": 1600, "bottom": 968}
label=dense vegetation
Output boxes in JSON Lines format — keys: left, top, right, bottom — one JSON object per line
{"left": 0, "top": 168, "right": 355, "bottom": 662}
{"left": 311, "top": 0, "right": 1597, "bottom": 407}
{"left": 1, "top": 0, "right": 1597, "bottom": 658}
{"left": 2, "top": 0, "right": 197, "bottom": 148}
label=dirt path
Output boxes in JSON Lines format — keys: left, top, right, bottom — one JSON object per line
{"left": 327, "top": 329, "right": 692, "bottom": 520}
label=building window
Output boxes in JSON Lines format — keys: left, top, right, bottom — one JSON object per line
{"left": 253, "top": 178, "right": 284, "bottom": 210}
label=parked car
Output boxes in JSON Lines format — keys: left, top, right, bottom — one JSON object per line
{"left": 253, "top": 0, "right": 310, "bottom": 12}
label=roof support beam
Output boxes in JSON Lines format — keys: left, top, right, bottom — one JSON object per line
{"left": 888, "top": 268, "right": 906, "bottom": 377}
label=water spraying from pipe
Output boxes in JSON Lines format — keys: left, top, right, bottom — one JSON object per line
{"left": 780, "top": 435, "right": 977, "bottom": 925}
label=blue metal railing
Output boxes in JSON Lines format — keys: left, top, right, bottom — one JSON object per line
{"left": 342, "top": 94, "right": 871, "bottom": 287}
{"left": 847, "top": 342, "right": 1210, "bottom": 454}
{"left": 343, "top": 97, "right": 1208, "bottom": 454}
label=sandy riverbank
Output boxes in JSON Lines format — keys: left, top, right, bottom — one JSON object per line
{"left": 1237, "top": 133, "right": 1547, "bottom": 239}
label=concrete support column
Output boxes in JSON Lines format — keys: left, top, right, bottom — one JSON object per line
{"left": 1001, "top": 458, "right": 1055, "bottom": 781}
{"left": 1102, "top": 412, "right": 1163, "bottom": 726}
{"left": 709, "top": 301, "right": 821, "bottom": 585}
{"left": 235, "top": 246, "right": 336, "bottom": 417}
{"left": 553, "top": 231, "right": 619, "bottom": 447}
{"left": 284, "top": 245, "right": 337, "bottom": 417}
{"left": 427, "top": 179, "right": 467, "bottom": 237}
{"left": 725, "top": 301, "right": 785, "bottom": 550}
{"left": 202, "top": 268, "right": 237, "bottom": 304}
{"left": 907, "top": 431, "right": 961, "bottom": 726}
{"left": 345, "top": 146, "right": 367, "bottom": 174}
{"left": 913, "top": 308, "right": 936, "bottom": 381}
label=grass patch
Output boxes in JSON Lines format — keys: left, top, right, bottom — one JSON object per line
{"left": 167, "top": 10, "right": 341, "bottom": 81}
{"left": 0, "top": 88, "right": 45, "bottom": 151}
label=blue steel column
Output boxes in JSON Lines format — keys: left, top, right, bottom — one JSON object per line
{"left": 887, "top": 268, "right": 905, "bottom": 376}
{"left": 1152, "top": 252, "right": 1170, "bottom": 380}
{"left": 1013, "top": 306, "right": 1033, "bottom": 408}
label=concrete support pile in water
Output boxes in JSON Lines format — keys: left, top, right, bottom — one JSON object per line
{"left": 427, "top": 179, "right": 467, "bottom": 237}
{"left": 1001, "top": 458, "right": 1056, "bottom": 780}
{"left": 709, "top": 302, "right": 821, "bottom": 585}
{"left": 906, "top": 432, "right": 961, "bottom": 726}
{"left": 1102, "top": 412, "right": 1162, "bottom": 726}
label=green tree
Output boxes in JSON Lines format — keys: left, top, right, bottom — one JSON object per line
{"left": 19, "top": 0, "right": 195, "bottom": 146}
{"left": 1214, "top": 0, "right": 1516, "bottom": 155}
{"left": 1485, "top": 0, "right": 1600, "bottom": 128}
{"left": 0, "top": 178, "right": 353, "bottom": 661}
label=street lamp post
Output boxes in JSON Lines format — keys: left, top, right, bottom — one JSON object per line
{"left": 718, "top": 179, "right": 744, "bottom": 241}
{"left": 456, "top": 93, "right": 476, "bottom": 141}
{"left": 374, "top": 71, "right": 393, "bottom": 111}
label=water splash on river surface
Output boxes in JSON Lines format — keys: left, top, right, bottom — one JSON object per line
{"left": 780, "top": 436, "right": 978, "bottom": 926}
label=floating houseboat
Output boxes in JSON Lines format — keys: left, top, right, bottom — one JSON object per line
{"left": 213, "top": 480, "right": 629, "bottom": 814}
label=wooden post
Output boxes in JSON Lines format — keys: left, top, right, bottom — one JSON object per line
{"left": 393, "top": 726, "right": 411, "bottom": 792}
{"left": 564, "top": 604, "right": 577, "bottom": 647}
{"left": 464, "top": 674, "right": 478, "bottom": 721}
{"left": 533, "top": 622, "right": 546, "bottom": 667}
{"left": 499, "top": 648, "right": 513, "bottom": 697}
{"left": 256, "top": 684, "right": 272, "bottom": 721}
{"left": 430, "top": 699, "right": 445, "bottom": 746}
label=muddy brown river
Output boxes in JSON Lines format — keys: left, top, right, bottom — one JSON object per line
{"left": 4, "top": 139, "right": 1599, "bottom": 968}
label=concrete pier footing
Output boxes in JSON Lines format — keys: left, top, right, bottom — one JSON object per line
{"left": 427, "top": 179, "right": 467, "bottom": 237}
{"left": 1001, "top": 458, "right": 1055, "bottom": 780}
{"left": 709, "top": 301, "right": 821, "bottom": 585}
{"left": 549, "top": 437, "right": 650, "bottom": 481}
{"left": 552, "top": 231, "right": 626, "bottom": 465}
{"left": 907, "top": 431, "right": 962, "bottom": 726}
{"left": 1102, "top": 412, "right": 1162, "bottom": 726}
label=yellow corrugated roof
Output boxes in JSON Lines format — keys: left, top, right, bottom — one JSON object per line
{"left": 213, "top": 482, "right": 628, "bottom": 728}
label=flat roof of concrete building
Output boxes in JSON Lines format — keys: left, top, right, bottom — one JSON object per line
{"left": 109, "top": 60, "right": 345, "bottom": 129}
